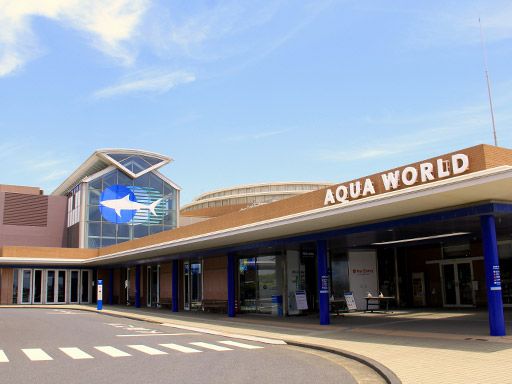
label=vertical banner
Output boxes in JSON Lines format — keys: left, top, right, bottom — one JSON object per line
{"left": 97, "top": 279, "right": 103, "bottom": 310}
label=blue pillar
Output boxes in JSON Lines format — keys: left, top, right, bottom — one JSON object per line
{"left": 135, "top": 265, "right": 141, "bottom": 308}
{"left": 317, "top": 240, "right": 330, "bottom": 325}
{"left": 227, "top": 253, "right": 236, "bottom": 317}
{"left": 108, "top": 269, "right": 114, "bottom": 305}
{"left": 172, "top": 260, "right": 179, "bottom": 312}
{"left": 480, "top": 215, "right": 506, "bottom": 336}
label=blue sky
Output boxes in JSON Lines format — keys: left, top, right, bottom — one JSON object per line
{"left": 1, "top": 0, "right": 511, "bottom": 204}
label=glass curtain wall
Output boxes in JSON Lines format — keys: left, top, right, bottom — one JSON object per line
{"left": 86, "top": 167, "right": 177, "bottom": 248}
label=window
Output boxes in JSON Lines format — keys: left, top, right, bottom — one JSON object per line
{"left": 86, "top": 169, "right": 178, "bottom": 248}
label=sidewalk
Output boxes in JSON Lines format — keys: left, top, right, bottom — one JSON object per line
{"left": 7, "top": 305, "right": 512, "bottom": 384}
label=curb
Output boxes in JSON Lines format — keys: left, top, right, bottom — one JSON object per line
{"left": 285, "top": 341, "right": 401, "bottom": 384}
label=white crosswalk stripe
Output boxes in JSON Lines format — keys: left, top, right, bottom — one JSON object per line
{"left": 127, "top": 345, "right": 167, "bottom": 355}
{"left": 159, "top": 343, "right": 202, "bottom": 354}
{"left": 94, "top": 346, "right": 131, "bottom": 357}
{"left": 22, "top": 348, "right": 53, "bottom": 361}
{"left": 59, "top": 347, "right": 94, "bottom": 359}
{"left": 218, "top": 340, "right": 264, "bottom": 349}
{"left": 4, "top": 340, "right": 264, "bottom": 363}
{"left": 0, "top": 350, "right": 9, "bottom": 362}
{"left": 190, "top": 342, "right": 233, "bottom": 351}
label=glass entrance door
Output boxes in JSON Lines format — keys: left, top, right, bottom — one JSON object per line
{"left": 184, "top": 261, "right": 202, "bottom": 310}
{"left": 81, "top": 270, "right": 91, "bottom": 304}
{"left": 146, "top": 266, "right": 159, "bottom": 307}
{"left": 57, "top": 270, "right": 66, "bottom": 303}
{"left": 46, "top": 270, "right": 56, "bottom": 303}
{"left": 21, "top": 269, "right": 32, "bottom": 304}
{"left": 239, "top": 255, "right": 282, "bottom": 314}
{"left": 442, "top": 262, "right": 474, "bottom": 306}
{"left": 69, "top": 270, "right": 80, "bottom": 304}
{"left": 457, "top": 263, "right": 474, "bottom": 305}
{"left": 45, "top": 270, "right": 67, "bottom": 304}
{"left": 33, "top": 270, "right": 43, "bottom": 304}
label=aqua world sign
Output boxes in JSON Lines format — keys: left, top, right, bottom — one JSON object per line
{"left": 99, "top": 185, "right": 163, "bottom": 224}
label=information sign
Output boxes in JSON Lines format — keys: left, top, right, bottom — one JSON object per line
{"left": 344, "top": 291, "right": 357, "bottom": 311}
{"left": 491, "top": 265, "right": 502, "bottom": 291}
{"left": 97, "top": 279, "right": 103, "bottom": 310}
{"left": 320, "top": 275, "right": 329, "bottom": 294}
{"left": 295, "top": 290, "right": 308, "bottom": 310}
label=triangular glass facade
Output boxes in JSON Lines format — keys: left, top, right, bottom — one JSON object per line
{"left": 104, "top": 152, "right": 167, "bottom": 178}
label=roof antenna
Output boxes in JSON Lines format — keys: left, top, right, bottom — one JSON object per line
{"left": 478, "top": 17, "right": 498, "bottom": 146}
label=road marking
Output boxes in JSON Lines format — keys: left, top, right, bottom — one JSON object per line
{"left": 218, "top": 340, "right": 264, "bottom": 349}
{"left": 160, "top": 323, "right": 286, "bottom": 345}
{"left": 116, "top": 333, "right": 199, "bottom": 337}
{"left": 94, "top": 346, "right": 131, "bottom": 357}
{"left": 22, "top": 348, "right": 53, "bottom": 361}
{"left": 190, "top": 342, "right": 233, "bottom": 351}
{"left": 0, "top": 350, "right": 9, "bottom": 362}
{"left": 127, "top": 345, "right": 168, "bottom": 355}
{"left": 47, "top": 310, "right": 85, "bottom": 315}
{"left": 159, "top": 343, "right": 202, "bottom": 354}
{"left": 59, "top": 347, "right": 94, "bottom": 359}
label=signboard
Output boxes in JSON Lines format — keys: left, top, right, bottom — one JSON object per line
{"left": 320, "top": 275, "right": 329, "bottom": 294}
{"left": 491, "top": 265, "right": 502, "bottom": 291}
{"left": 99, "top": 184, "right": 165, "bottom": 224}
{"left": 324, "top": 153, "right": 470, "bottom": 206}
{"left": 97, "top": 279, "right": 103, "bottom": 311}
{"left": 295, "top": 290, "right": 308, "bottom": 310}
{"left": 344, "top": 291, "right": 357, "bottom": 311}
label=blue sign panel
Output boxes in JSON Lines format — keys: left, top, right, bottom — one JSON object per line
{"left": 320, "top": 275, "right": 329, "bottom": 294}
{"left": 99, "top": 184, "right": 164, "bottom": 224}
{"left": 99, "top": 185, "right": 137, "bottom": 223}
{"left": 491, "top": 265, "right": 502, "bottom": 291}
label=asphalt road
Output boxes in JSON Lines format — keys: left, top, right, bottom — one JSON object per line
{"left": 0, "top": 308, "right": 357, "bottom": 384}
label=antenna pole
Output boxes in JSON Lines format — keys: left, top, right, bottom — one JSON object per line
{"left": 479, "top": 17, "right": 498, "bottom": 146}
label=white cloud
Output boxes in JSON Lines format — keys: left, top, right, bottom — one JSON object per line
{"left": 152, "top": 2, "right": 283, "bottom": 52}
{"left": 146, "top": 0, "right": 331, "bottom": 65}
{"left": 93, "top": 69, "right": 195, "bottom": 99}
{"left": 0, "top": 0, "right": 149, "bottom": 76}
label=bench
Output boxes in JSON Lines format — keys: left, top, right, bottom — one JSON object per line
{"left": 201, "top": 300, "right": 228, "bottom": 313}
{"left": 330, "top": 299, "right": 347, "bottom": 316}
{"left": 364, "top": 296, "right": 395, "bottom": 312}
{"left": 158, "top": 299, "right": 173, "bottom": 309}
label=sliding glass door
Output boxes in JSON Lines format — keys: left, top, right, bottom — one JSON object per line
{"left": 21, "top": 269, "right": 32, "bottom": 304}
{"left": 33, "top": 270, "right": 43, "bottom": 304}
{"left": 69, "top": 270, "right": 80, "bottom": 304}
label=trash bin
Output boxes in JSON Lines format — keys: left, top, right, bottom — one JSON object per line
{"left": 271, "top": 295, "right": 283, "bottom": 316}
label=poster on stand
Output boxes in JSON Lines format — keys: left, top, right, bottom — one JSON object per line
{"left": 344, "top": 291, "right": 357, "bottom": 311}
{"left": 295, "top": 290, "right": 308, "bottom": 310}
